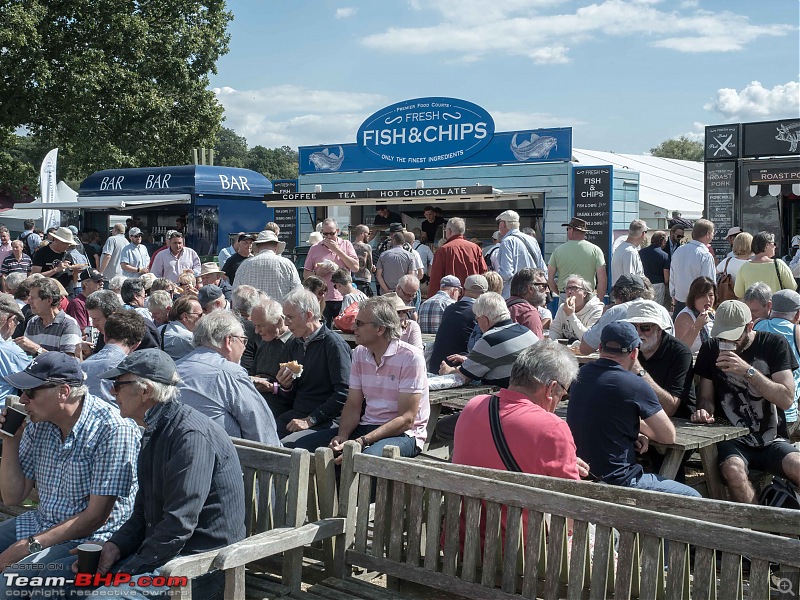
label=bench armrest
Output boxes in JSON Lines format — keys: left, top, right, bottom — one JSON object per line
{"left": 213, "top": 518, "right": 346, "bottom": 570}
{"left": 160, "top": 548, "right": 220, "bottom": 579}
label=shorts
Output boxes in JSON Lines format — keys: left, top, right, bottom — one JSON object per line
{"left": 717, "top": 438, "right": 799, "bottom": 478}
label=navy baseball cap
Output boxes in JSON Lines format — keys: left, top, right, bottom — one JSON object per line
{"left": 600, "top": 321, "right": 641, "bottom": 353}
{"left": 4, "top": 352, "right": 85, "bottom": 389}
{"left": 197, "top": 284, "right": 224, "bottom": 308}
{"left": 99, "top": 348, "right": 178, "bottom": 385}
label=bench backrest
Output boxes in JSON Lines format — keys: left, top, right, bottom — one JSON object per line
{"left": 337, "top": 444, "right": 800, "bottom": 600}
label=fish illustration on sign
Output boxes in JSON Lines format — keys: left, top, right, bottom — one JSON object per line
{"left": 775, "top": 122, "right": 800, "bottom": 152}
{"left": 510, "top": 133, "right": 558, "bottom": 161}
{"left": 309, "top": 146, "right": 345, "bottom": 171}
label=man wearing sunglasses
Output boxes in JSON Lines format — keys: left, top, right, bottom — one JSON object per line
{"left": 0, "top": 352, "right": 140, "bottom": 588}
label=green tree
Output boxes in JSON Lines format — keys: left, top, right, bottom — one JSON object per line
{"left": 0, "top": 130, "right": 38, "bottom": 207}
{"left": 0, "top": 0, "right": 232, "bottom": 183}
{"left": 246, "top": 145, "right": 299, "bottom": 180}
{"left": 214, "top": 127, "right": 249, "bottom": 168}
{"left": 650, "top": 136, "right": 704, "bottom": 161}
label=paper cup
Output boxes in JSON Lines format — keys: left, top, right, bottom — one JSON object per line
{"left": 76, "top": 543, "right": 103, "bottom": 574}
{"left": 1, "top": 405, "right": 27, "bottom": 437}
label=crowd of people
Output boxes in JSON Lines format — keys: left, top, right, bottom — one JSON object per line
{"left": 0, "top": 208, "right": 796, "bottom": 595}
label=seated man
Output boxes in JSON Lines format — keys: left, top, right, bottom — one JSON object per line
{"left": 157, "top": 296, "right": 203, "bottom": 360}
{"left": 568, "top": 321, "right": 701, "bottom": 497}
{"left": 505, "top": 268, "right": 544, "bottom": 338}
{"left": 290, "top": 297, "right": 429, "bottom": 458}
{"left": 418, "top": 275, "right": 460, "bottom": 334}
{"left": 91, "top": 349, "right": 245, "bottom": 596}
{"left": 249, "top": 297, "right": 294, "bottom": 420}
{"left": 692, "top": 300, "right": 800, "bottom": 503}
{"left": 624, "top": 300, "right": 695, "bottom": 418}
{"left": 275, "top": 288, "right": 351, "bottom": 442}
{"left": 176, "top": 311, "right": 280, "bottom": 445}
{"left": 15, "top": 277, "right": 82, "bottom": 356}
{"left": 0, "top": 295, "right": 30, "bottom": 407}
{"left": 198, "top": 262, "right": 233, "bottom": 301}
{"left": 0, "top": 353, "right": 139, "bottom": 588}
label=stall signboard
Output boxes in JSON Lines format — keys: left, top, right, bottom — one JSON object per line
{"left": 705, "top": 124, "right": 740, "bottom": 161}
{"left": 272, "top": 180, "right": 298, "bottom": 249}
{"left": 705, "top": 162, "right": 736, "bottom": 258}
{"left": 749, "top": 167, "right": 800, "bottom": 185}
{"left": 742, "top": 119, "right": 800, "bottom": 158}
{"left": 572, "top": 166, "right": 612, "bottom": 265}
{"left": 299, "top": 97, "right": 571, "bottom": 175}
{"left": 271, "top": 185, "right": 493, "bottom": 202}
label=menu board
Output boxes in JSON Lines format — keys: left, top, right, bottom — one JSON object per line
{"left": 272, "top": 180, "right": 298, "bottom": 249}
{"left": 705, "top": 162, "right": 736, "bottom": 258}
{"left": 572, "top": 166, "right": 613, "bottom": 264}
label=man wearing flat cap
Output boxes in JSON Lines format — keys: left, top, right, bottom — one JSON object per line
{"left": 693, "top": 300, "right": 800, "bottom": 503}
{"left": 0, "top": 352, "right": 140, "bottom": 589}
{"left": 86, "top": 349, "right": 245, "bottom": 595}
{"left": 547, "top": 217, "right": 607, "bottom": 301}
{"left": 568, "top": 321, "right": 700, "bottom": 497}
{"left": 197, "top": 284, "right": 228, "bottom": 314}
{"left": 495, "top": 209, "right": 546, "bottom": 299}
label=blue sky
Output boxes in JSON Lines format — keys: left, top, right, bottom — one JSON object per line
{"left": 209, "top": 0, "right": 800, "bottom": 154}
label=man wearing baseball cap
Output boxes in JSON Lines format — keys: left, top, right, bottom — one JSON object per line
{"left": 418, "top": 275, "right": 461, "bottom": 334}
{"left": 0, "top": 352, "right": 140, "bottom": 589}
{"left": 495, "top": 209, "right": 546, "bottom": 299}
{"left": 547, "top": 217, "right": 607, "bottom": 301}
{"left": 221, "top": 233, "right": 255, "bottom": 284}
{"left": 724, "top": 227, "right": 742, "bottom": 260}
{"left": 66, "top": 269, "right": 106, "bottom": 331}
{"left": 568, "top": 321, "right": 700, "bottom": 497}
{"left": 693, "top": 300, "right": 800, "bottom": 503}
{"left": 87, "top": 349, "right": 245, "bottom": 595}
{"left": 120, "top": 227, "right": 151, "bottom": 278}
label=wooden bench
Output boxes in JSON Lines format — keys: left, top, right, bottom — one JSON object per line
{"left": 307, "top": 443, "right": 800, "bottom": 600}
{"left": 160, "top": 443, "right": 344, "bottom": 599}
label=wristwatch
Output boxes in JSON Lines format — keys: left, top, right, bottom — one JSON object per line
{"left": 306, "top": 414, "right": 319, "bottom": 427}
{"left": 637, "top": 369, "right": 646, "bottom": 378}
{"left": 34, "top": 347, "right": 45, "bottom": 356}
{"left": 27, "top": 536, "right": 43, "bottom": 554}
{"left": 745, "top": 367, "right": 756, "bottom": 379}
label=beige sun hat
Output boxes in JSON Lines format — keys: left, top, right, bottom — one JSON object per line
{"left": 49, "top": 227, "right": 77, "bottom": 246}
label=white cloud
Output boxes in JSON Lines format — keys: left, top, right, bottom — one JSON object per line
{"left": 335, "top": 7, "right": 356, "bottom": 19}
{"left": 361, "top": 0, "right": 792, "bottom": 64}
{"left": 213, "top": 85, "right": 386, "bottom": 147}
{"left": 704, "top": 80, "right": 800, "bottom": 121}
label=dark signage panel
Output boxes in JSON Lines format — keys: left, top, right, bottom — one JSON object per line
{"left": 749, "top": 167, "right": 800, "bottom": 185}
{"left": 742, "top": 119, "right": 800, "bottom": 158}
{"left": 705, "top": 162, "right": 736, "bottom": 258}
{"left": 271, "top": 180, "right": 298, "bottom": 249}
{"left": 705, "top": 124, "right": 740, "bottom": 161}
{"left": 269, "top": 185, "right": 493, "bottom": 202}
{"left": 572, "top": 166, "right": 612, "bottom": 265}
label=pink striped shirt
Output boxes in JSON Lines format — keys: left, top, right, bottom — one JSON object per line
{"left": 350, "top": 340, "right": 430, "bottom": 449}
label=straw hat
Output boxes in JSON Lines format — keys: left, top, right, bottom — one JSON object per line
{"left": 254, "top": 230, "right": 287, "bottom": 255}
{"left": 306, "top": 231, "right": 323, "bottom": 245}
{"left": 381, "top": 292, "right": 415, "bottom": 312}
{"left": 49, "top": 227, "right": 77, "bottom": 246}
{"left": 199, "top": 262, "right": 224, "bottom": 278}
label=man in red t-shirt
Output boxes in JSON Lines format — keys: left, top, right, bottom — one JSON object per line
{"left": 428, "top": 217, "right": 486, "bottom": 296}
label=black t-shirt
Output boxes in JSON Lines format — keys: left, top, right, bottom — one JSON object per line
{"left": 639, "top": 332, "right": 695, "bottom": 418}
{"left": 373, "top": 211, "right": 402, "bottom": 227}
{"left": 694, "top": 331, "right": 796, "bottom": 446}
{"left": 567, "top": 359, "right": 663, "bottom": 485}
{"left": 223, "top": 253, "right": 248, "bottom": 283}
{"left": 421, "top": 216, "right": 445, "bottom": 243}
{"left": 639, "top": 244, "right": 670, "bottom": 284}
{"left": 31, "top": 244, "right": 72, "bottom": 287}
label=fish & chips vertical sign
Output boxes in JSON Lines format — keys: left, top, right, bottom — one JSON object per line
{"left": 299, "top": 97, "right": 571, "bottom": 174}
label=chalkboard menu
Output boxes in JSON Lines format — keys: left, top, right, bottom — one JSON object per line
{"left": 272, "top": 180, "right": 298, "bottom": 249}
{"left": 743, "top": 119, "right": 800, "bottom": 158}
{"left": 705, "top": 162, "right": 736, "bottom": 258}
{"left": 705, "top": 124, "right": 740, "bottom": 161}
{"left": 573, "top": 166, "right": 613, "bottom": 264}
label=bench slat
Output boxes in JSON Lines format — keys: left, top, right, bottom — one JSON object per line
{"left": 272, "top": 473, "right": 288, "bottom": 527}
{"left": 388, "top": 481, "right": 406, "bottom": 563}
{"left": 567, "top": 519, "right": 589, "bottom": 600}
{"left": 423, "top": 489, "right": 443, "bottom": 572}
{"left": 666, "top": 541, "right": 689, "bottom": 600}
{"left": 614, "top": 530, "right": 636, "bottom": 600}
{"left": 461, "top": 496, "right": 482, "bottom": 584}
{"left": 521, "top": 510, "right": 543, "bottom": 600}
{"left": 719, "top": 552, "right": 742, "bottom": 600}
{"left": 442, "top": 492, "right": 462, "bottom": 577}
{"left": 481, "top": 501, "right": 502, "bottom": 589}
{"left": 589, "top": 524, "right": 613, "bottom": 600}
{"left": 501, "top": 505, "right": 522, "bottom": 594}
{"left": 544, "top": 515, "right": 566, "bottom": 600}
{"left": 354, "top": 473, "right": 371, "bottom": 554}
{"left": 638, "top": 535, "right": 664, "bottom": 600}
{"left": 405, "top": 484, "right": 425, "bottom": 567}
{"left": 749, "top": 558, "right": 772, "bottom": 600}
{"left": 372, "top": 473, "right": 391, "bottom": 558}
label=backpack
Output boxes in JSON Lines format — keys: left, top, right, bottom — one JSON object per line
{"left": 759, "top": 476, "right": 800, "bottom": 509}
{"left": 716, "top": 257, "right": 738, "bottom": 303}
{"left": 333, "top": 301, "right": 360, "bottom": 333}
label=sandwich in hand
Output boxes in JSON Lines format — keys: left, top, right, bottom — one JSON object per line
{"left": 279, "top": 360, "right": 303, "bottom": 378}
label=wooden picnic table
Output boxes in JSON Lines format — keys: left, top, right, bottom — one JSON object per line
{"left": 424, "top": 384, "right": 499, "bottom": 450}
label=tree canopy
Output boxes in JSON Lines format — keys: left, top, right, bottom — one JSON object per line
{"left": 0, "top": 0, "right": 233, "bottom": 193}
{"left": 650, "top": 136, "right": 704, "bottom": 162}
{"left": 213, "top": 128, "right": 299, "bottom": 180}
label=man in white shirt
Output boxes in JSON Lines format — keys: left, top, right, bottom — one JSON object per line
{"left": 99, "top": 224, "right": 129, "bottom": 279}
{"left": 495, "top": 210, "right": 547, "bottom": 298}
{"left": 119, "top": 228, "right": 151, "bottom": 277}
{"left": 611, "top": 220, "right": 648, "bottom": 285}
{"left": 669, "top": 219, "right": 716, "bottom": 318}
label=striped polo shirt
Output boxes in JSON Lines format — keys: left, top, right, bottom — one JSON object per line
{"left": 460, "top": 319, "right": 539, "bottom": 387}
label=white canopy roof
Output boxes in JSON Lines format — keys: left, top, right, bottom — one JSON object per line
{"left": 572, "top": 148, "right": 704, "bottom": 219}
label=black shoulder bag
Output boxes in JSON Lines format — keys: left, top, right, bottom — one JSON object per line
{"left": 488, "top": 395, "right": 522, "bottom": 472}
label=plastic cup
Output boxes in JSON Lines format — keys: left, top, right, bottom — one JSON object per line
{"left": 76, "top": 543, "right": 103, "bottom": 574}
{"left": 0, "top": 405, "right": 27, "bottom": 437}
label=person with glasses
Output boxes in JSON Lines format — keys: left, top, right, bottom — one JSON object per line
{"left": 276, "top": 288, "right": 351, "bottom": 444}
{"left": 0, "top": 352, "right": 140, "bottom": 589}
{"left": 157, "top": 296, "right": 204, "bottom": 360}
{"left": 175, "top": 310, "right": 280, "bottom": 445}
{"left": 547, "top": 218, "right": 607, "bottom": 302}
{"left": 289, "top": 296, "right": 429, "bottom": 459}
{"left": 610, "top": 219, "right": 648, "bottom": 286}
{"left": 0, "top": 295, "right": 30, "bottom": 407}
{"left": 502, "top": 268, "right": 545, "bottom": 340}
{"left": 119, "top": 227, "right": 150, "bottom": 278}
{"left": 666, "top": 224, "right": 685, "bottom": 260}
{"left": 568, "top": 321, "right": 701, "bottom": 497}
{"left": 734, "top": 230, "right": 797, "bottom": 299}
{"left": 303, "top": 218, "right": 359, "bottom": 328}
{"left": 452, "top": 343, "right": 583, "bottom": 542}
{"left": 550, "top": 274, "right": 604, "bottom": 343}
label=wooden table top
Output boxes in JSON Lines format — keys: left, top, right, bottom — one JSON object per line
{"left": 428, "top": 385, "right": 499, "bottom": 406}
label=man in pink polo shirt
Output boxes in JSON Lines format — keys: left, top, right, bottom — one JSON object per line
{"left": 303, "top": 218, "right": 358, "bottom": 327}
{"left": 290, "top": 296, "right": 429, "bottom": 459}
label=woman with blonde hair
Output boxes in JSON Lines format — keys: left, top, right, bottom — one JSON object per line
{"left": 483, "top": 271, "right": 503, "bottom": 294}
{"left": 716, "top": 231, "right": 752, "bottom": 284}
{"left": 734, "top": 231, "right": 796, "bottom": 297}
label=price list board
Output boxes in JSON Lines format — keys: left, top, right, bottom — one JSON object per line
{"left": 705, "top": 162, "right": 736, "bottom": 258}
{"left": 272, "top": 180, "right": 298, "bottom": 249}
{"left": 572, "top": 166, "right": 613, "bottom": 265}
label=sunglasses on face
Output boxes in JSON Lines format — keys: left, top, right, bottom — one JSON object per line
{"left": 22, "top": 384, "right": 59, "bottom": 399}
{"left": 111, "top": 380, "right": 138, "bottom": 392}
{"left": 634, "top": 324, "right": 655, "bottom": 332}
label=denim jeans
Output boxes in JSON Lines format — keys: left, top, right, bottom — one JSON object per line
{"left": 627, "top": 473, "right": 701, "bottom": 497}
{"left": 287, "top": 424, "right": 420, "bottom": 458}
